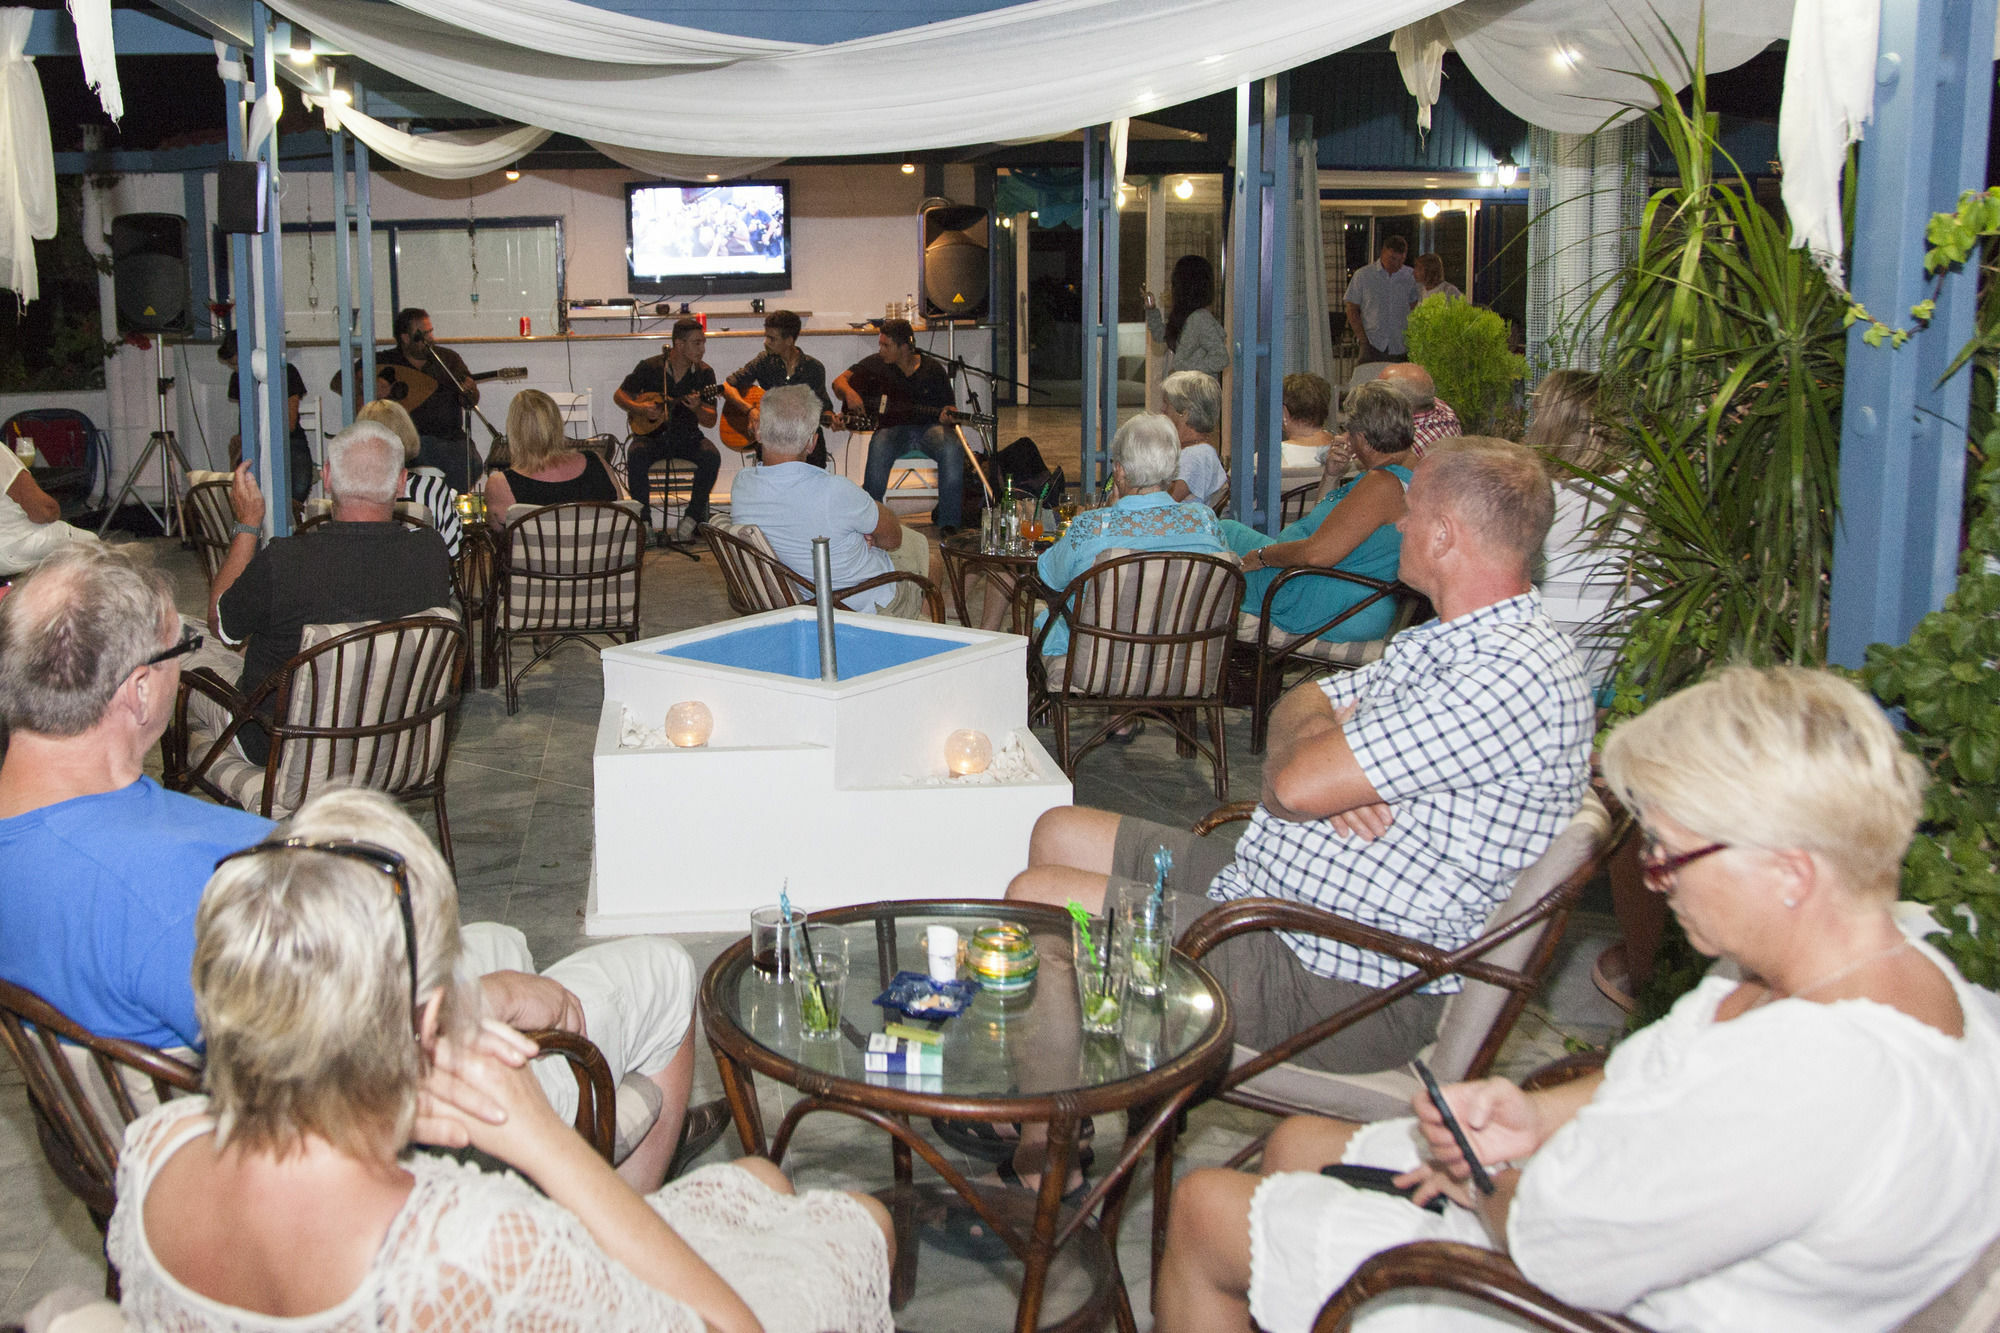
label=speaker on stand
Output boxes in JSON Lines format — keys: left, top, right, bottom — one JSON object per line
{"left": 920, "top": 202, "right": 991, "bottom": 327}
{"left": 99, "top": 214, "right": 197, "bottom": 538}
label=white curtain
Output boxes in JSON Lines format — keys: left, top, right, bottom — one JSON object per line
{"left": 391, "top": 0, "right": 800, "bottom": 64}
{"left": 65, "top": 0, "right": 120, "bottom": 119}
{"left": 1525, "top": 122, "right": 1649, "bottom": 378}
{"left": 0, "top": 9, "right": 56, "bottom": 303}
{"left": 315, "top": 97, "right": 551, "bottom": 179}
{"left": 1778, "top": 0, "right": 1883, "bottom": 288}
{"left": 586, "top": 141, "right": 785, "bottom": 185}
{"left": 1286, "top": 136, "right": 1331, "bottom": 381}
{"left": 256, "top": 0, "right": 1460, "bottom": 157}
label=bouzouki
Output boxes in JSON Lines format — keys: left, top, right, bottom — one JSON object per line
{"left": 376, "top": 364, "right": 527, "bottom": 414}
{"left": 626, "top": 383, "right": 727, "bottom": 438}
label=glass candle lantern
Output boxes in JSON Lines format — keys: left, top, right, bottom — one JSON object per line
{"left": 665, "top": 700, "right": 714, "bottom": 747}
{"left": 944, "top": 728, "right": 992, "bottom": 776}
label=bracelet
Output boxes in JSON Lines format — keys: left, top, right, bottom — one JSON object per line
{"left": 232, "top": 521, "right": 261, "bottom": 538}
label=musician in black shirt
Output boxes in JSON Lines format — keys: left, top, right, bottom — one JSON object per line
{"left": 722, "top": 309, "right": 833, "bottom": 468}
{"left": 374, "top": 307, "right": 481, "bottom": 491}
{"left": 834, "top": 319, "right": 965, "bottom": 531}
{"left": 615, "top": 317, "right": 721, "bottom": 543}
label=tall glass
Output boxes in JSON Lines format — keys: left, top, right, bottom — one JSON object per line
{"left": 1072, "top": 912, "right": 1129, "bottom": 1036}
{"left": 794, "top": 928, "right": 849, "bottom": 1041}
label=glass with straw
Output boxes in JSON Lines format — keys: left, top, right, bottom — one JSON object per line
{"left": 1068, "top": 901, "right": 1129, "bottom": 1035}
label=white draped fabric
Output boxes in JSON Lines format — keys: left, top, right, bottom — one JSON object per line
{"left": 1286, "top": 136, "right": 1332, "bottom": 382}
{"left": 65, "top": 0, "right": 120, "bottom": 120}
{"left": 391, "top": 0, "right": 800, "bottom": 64}
{"left": 1778, "top": 0, "right": 1883, "bottom": 289}
{"left": 314, "top": 97, "right": 552, "bottom": 179}
{"left": 1391, "top": 15, "right": 1448, "bottom": 134}
{"left": 255, "top": 0, "right": 1460, "bottom": 157}
{"left": 0, "top": 9, "right": 55, "bottom": 303}
{"left": 585, "top": 141, "right": 785, "bottom": 185}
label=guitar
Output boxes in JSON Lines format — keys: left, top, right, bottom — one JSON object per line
{"left": 719, "top": 384, "right": 863, "bottom": 451}
{"left": 375, "top": 364, "right": 527, "bottom": 414}
{"left": 833, "top": 407, "right": 999, "bottom": 434}
{"left": 626, "top": 383, "right": 726, "bottom": 438}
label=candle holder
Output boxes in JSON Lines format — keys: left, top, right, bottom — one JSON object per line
{"left": 944, "top": 728, "right": 992, "bottom": 776}
{"left": 665, "top": 700, "right": 713, "bottom": 747}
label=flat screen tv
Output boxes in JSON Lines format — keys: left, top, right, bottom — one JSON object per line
{"left": 625, "top": 179, "right": 791, "bottom": 296}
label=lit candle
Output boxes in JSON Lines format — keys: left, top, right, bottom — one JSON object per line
{"left": 665, "top": 701, "right": 713, "bottom": 747}
{"left": 944, "top": 728, "right": 992, "bottom": 776}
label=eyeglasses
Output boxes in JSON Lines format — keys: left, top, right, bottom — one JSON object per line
{"left": 213, "top": 839, "right": 418, "bottom": 1013}
{"left": 140, "top": 626, "right": 203, "bottom": 667}
{"left": 1638, "top": 838, "right": 1729, "bottom": 892}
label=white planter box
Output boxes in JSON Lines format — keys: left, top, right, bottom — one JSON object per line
{"left": 588, "top": 607, "right": 1071, "bottom": 934}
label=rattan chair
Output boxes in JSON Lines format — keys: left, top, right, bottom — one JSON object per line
{"left": 181, "top": 471, "right": 237, "bottom": 584}
{"left": 1233, "top": 568, "right": 1431, "bottom": 752}
{"left": 524, "top": 1028, "right": 619, "bottom": 1164}
{"left": 1029, "top": 549, "right": 1244, "bottom": 800}
{"left": 700, "top": 518, "right": 945, "bottom": 622}
{"left": 164, "top": 611, "right": 467, "bottom": 864}
{"left": 0, "top": 979, "right": 201, "bottom": 1293}
{"left": 490, "top": 501, "right": 645, "bottom": 713}
{"left": 1280, "top": 478, "right": 1321, "bottom": 526}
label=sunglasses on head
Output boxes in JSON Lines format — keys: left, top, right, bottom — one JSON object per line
{"left": 214, "top": 839, "right": 418, "bottom": 1013}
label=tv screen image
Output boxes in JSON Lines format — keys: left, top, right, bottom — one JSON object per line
{"left": 626, "top": 181, "right": 790, "bottom": 292}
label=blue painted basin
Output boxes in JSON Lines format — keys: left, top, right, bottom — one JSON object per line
{"left": 657, "top": 618, "right": 958, "bottom": 681}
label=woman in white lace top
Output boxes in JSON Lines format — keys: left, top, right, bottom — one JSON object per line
{"left": 108, "top": 789, "right": 893, "bottom": 1333}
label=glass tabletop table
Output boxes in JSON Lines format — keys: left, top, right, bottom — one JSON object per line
{"left": 699, "top": 899, "right": 1234, "bottom": 1333}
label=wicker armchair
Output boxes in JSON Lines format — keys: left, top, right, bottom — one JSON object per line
{"left": 181, "top": 471, "right": 237, "bottom": 583}
{"left": 1232, "top": 568, "right": 1430, "bottom": 752}
{"left": 700, "top": 518, "right": 945, "bottom": 622}
{"left": 490, "top": 501, "right": 646, "bottom": 713}
{"left": 1029, "top": 549, "right": 1244, "bottom": 799}
{"left": 164, "top": 611, "right": 467, "bottom": 864}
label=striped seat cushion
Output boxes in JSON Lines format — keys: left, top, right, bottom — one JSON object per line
{"left": 1050, "top": 550, "right": 1239, "bottom": 698}
{"left": 1234, "top": 611, "right": 1389, "bottom": 667}
{"left": 501, "top": 502, "right": 643, "bottom": 633}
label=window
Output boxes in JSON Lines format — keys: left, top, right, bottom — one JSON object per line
{"left": 271, "top": 217, "right": 564, "bottom": 341}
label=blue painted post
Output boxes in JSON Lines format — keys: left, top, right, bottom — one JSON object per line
{"left": 252, "top": 3, "right": 291, "bottom": 531}
{"left": 181, "top": 172, "right": 211, "bottom": 336}
{"left": 1828, "top": 0, "right": 1998, "bottom": 666}
{"left": 1080, "top": 125, "right": 1120, "bottom": 493}
{"left": 354, "top": 87, "right": 378, "bottom": 399}
{"left": 222, "top": 49, "right": 257, "bottom": 478}
{"left": 1227, "top": 78, "right": 1289, "bottom": 531}
{"left": 330, "top": 125, "right": 354, "bottom": 430}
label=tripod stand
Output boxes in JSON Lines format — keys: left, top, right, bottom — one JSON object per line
{"left": 98, "top": 339, "right": 195, "bottom": 538}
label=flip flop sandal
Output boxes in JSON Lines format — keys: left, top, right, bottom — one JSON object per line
{"left": 993, "top": 1146, "right": 1094, "bottom": 1204}
{"left": 919, "top": 1196, "right": 1014, "bottom": 1264}
{"left": 931, "top": 1117, "right": 1097, "bottom": 1162}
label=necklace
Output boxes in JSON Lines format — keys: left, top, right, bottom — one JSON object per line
{"left": 1752, "top": 937, "right": 1913, "bottom": 1010}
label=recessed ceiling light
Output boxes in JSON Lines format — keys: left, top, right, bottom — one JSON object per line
{"left": 901, "top": 163, "right": 916, "bottom": 174}
{"left": 504, "top": 169, "right": 520, "bottom": 181}
{"left": 705, "top": 173, "right": 719, "bottom": 181}
{"left": 1174, "top": 178, "right": 1194, "bottom": 200}
{"left": 1422, "top": 200, "right": 1440, "bottom": 219}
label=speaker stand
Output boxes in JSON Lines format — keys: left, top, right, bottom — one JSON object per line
{"left": 99, "top": 341, "right": 193, "bottom": 538}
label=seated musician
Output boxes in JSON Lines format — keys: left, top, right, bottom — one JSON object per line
{"left": 722, "top": 309, "right": 833, "bottom": 468}
{"left": 375, "top": 307, "right": 481, "bottom": 492}
{"left": 834, "top": 318, "right": 969, "bottom": 535}
{"left": 728, "top": 385, "right": 935, "bottom": 620}
{"left": 615, "top": 317, "right": 722, "bottom": 545}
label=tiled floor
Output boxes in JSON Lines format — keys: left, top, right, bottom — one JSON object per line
{"left": 0, "top": 412, "right": 1626, "bottom": 1327}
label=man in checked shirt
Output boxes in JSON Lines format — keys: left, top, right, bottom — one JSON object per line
{"left": 1006, "top": 436, "right": 1593, "bottom": 1074}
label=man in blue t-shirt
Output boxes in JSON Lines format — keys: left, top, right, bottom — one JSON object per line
{"left": 0, "top": 546, "right": 269, "bottom": 1048}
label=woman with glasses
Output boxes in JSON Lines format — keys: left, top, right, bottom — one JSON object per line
{"left": 1154, "top": 666, "right": 2000, "bottom": 1333}
{"left": 107, "top": 789, "right": 893, "bottom": 1332}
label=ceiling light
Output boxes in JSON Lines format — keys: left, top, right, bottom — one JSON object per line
{"left": 999, "top": 216, "right": 1012, "bottom": 229}
{"left": 504, "top": 169, "right": 520, "bottom": 181}
{"left": 1422, "top": 200, "right": 1440, "bottom": 220}
{"left": 705, "top": 173, "right": 719, "bottom": 181}
{"left": 326, "top": 86, "right": 351, "bottom": 106}
{"left": 1495, "top": 154, "right": 1519, "bottom": 187}
{"left": 1174, "top": 177, "right": 1194, "bottom": 200}
{"left": 901, "top": 163, "right": 916, "bottom": 174}
{"left": 1478, "top": 169, "right": 1497, "bottom": 188}
{"left": 1030, "top": 210, "right": 1039, "bottom": 220}
{"left": 1552, "top": 43, "right": 1580, "bottom": 71}
{"left": 288, "top": 28, "right": 314, "bottom": 64}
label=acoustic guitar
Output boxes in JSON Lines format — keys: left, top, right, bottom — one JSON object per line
{"left": 626, "top": 383, "right": 726, "bottom": 438}
{"left": 718, "top": 385, "right": 867, "bottom": 451}
{"left": 833, "top": 407, "right": 999, "bottom": 435}
{"left": 376, "top": 364, "right": 526, "bottom": 413}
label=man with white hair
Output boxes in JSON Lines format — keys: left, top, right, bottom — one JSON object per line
{"left": 207, "top": 420, "right": 452, "bottom": 762}
{"left": 729, "top": 383, "right": 935, "bottom": 619}
{"left": 1378, "top": 361, "right": 1462, "bottom": 457}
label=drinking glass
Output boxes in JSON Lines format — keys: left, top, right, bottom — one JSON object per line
{"left": 1071, "top": 912, "right": 1129, "bottom": 1036}
{"left": 749, "top": 905, "right": 804, "bottom": 982}
{"left": 794, "top": 929, "right": 849, "bottom": 1041}
{"left": 1109, "top": 883, "right": 1174, "bottom": 999}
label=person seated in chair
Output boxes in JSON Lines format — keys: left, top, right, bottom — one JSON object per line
{"left": 1221, "top": 380, "right": 1415, "bottom": 646}
{"left": 205, "top": 421, "right": 453, "bottom": 764}
{"left": 1155, "top": 666, "right": 2000, "bottom": 1333}
{"left": 0, "top": 431, "right": 97, "bottom": 575}
{"left": 1378, "top": 361, "right": 1462, "bottom": 457}
{"left": 728, "top": 385, "right": 936, "bottom": 620}
{"left": 992, "top": 439, "right": 1592, "bottom": 1189}
{"left": 483, "top": 389, "right": 622, "bottom": 529}
{"left": 0, "top": 545, "right": 724, "bottom": 1191}
{"left": 1161, "top": 370, "right": 1228, "bottom": 508}
{"left": 615, "top": 318, "right": 721, "bottom": 544}
{"left": 354, "top": 398, "right": 462, "bottom": 559}
{"left": 835, "top": 318, "right": 971, "bottom": 534}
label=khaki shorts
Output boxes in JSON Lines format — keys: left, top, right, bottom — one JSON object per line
{"left": 1110, "top": 814, "right": 1446, "bottom": 1074}
{"left": 876, "top": 528, "right": 932, "bottom": 620}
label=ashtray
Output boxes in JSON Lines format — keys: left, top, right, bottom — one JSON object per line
{"left": 873, "top": 970, "right": 981, "bottom": 1018}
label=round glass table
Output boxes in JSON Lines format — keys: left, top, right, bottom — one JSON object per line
{"left": 938, "top": 530, "right": 1053, "bottom": 634}
{"left": 700, "top": 899, "right": 1233, "bottom": 1333}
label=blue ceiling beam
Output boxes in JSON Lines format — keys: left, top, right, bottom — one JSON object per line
{"left": 24, "top": 9, "right": 218, "bottom": 55}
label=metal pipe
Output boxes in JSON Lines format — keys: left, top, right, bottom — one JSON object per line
{"left": 812, "top": 537, "right": 839, "bottom": 681}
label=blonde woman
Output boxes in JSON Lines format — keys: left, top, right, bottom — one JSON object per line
{"left": 483, "top": 389, "right": 620, "bottom": 527}
{"left": 1526, "top": 370, "right": 1631, "bottom": 696}
{"left": 356, "top": 398, "right": 462, "bottom": 557}
{"left": 108, "top": 789, "right": 894, "bottom": 1333}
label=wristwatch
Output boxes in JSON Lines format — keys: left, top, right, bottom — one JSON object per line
{"left": 232, "top": 521, "right": 261, "bottom": 538}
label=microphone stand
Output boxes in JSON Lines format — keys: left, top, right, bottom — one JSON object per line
{"left": 424, "top": 341, "right": 482, "bottom": 485}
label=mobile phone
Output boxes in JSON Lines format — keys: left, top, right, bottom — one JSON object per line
{"left": 1319, "top": 1162, "right": 1447, "bottom": 1214}
{"left": 1414, "top": 1058, "right": 1495, "bottom": 1196}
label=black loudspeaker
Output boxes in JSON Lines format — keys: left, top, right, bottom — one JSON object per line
{"left": 111, "top": 213, "right": 190, "bottom": 334}
{"left": 216, "top": 161, "right": 267, "bottom": 234}
{"left": 920, "top": 202, "right": 990, "bottom": 322}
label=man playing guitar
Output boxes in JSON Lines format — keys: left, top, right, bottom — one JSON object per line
{"left": 614, "top": 317, "right": 722, "bottom": 544}
{"left": 375, "top": 307, "right": 482, "bottom": 491}
{"left": 721, "top": 309, "right": 833, "bottom": 468}
{"left": 834, "top": 318, "right": 976, "bottom": 534}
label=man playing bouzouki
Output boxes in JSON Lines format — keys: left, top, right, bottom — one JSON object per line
{"left": 374, "top": 307, "right": 481, "bottom": 491}
{"left": 721, "top": 309, "right": 834, "bottom": 468}
{"left": 615, "top": 317, "right": 721, "bottom": 544}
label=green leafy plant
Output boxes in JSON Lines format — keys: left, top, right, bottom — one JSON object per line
{"left": 1403, "top": 297, "right": 1526, "bottom": 434}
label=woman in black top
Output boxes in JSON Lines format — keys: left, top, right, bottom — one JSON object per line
{"left": 483, "top": 389, "right": 620, "bottom": 526}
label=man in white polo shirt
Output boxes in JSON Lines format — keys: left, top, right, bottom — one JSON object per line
{"left": 728, "top": 384, "right": 934, "bottom": 618}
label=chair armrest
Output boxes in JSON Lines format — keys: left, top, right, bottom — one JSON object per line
{"left": 1252, "top": 566, "right": 1399, "bottom": 648}
{"left": 1521, "top": 1051, "right": 1609, "bottom": 1092}
{"left": 167, "top": 666, "right": 267, "bottom": 792}
{"left": 523, "top": 1028, "right": 618, "bottom": 1164}
{"left": 836, "top": 570, "right": 946, "bottom": 623}
{"left": 1314, "top": 1242, "right": 1653, "bottom": 1333}
{"left": 1191, "top": 801, "right": 1259, "bottom": 836}
{"left": 1177, "top": 896, "right": 1455, "bottom": 973}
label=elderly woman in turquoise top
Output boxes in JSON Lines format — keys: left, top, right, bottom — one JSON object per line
{"left": 1032, "top": 412, "right": 1230, "bottom": 655}
{"left": 1220, "top": 379, "right": 1415, "bottom": 643}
